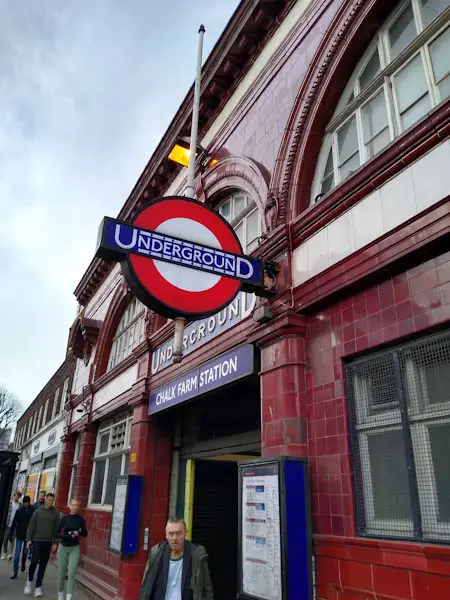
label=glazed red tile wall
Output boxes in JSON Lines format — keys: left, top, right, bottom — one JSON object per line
{"left": 307, "top": 251, "right": 450, "bottom": 541}
{"left": 315, "top": 535, "right": 450, "bottom": 600}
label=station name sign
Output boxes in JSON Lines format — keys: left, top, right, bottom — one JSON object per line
{"left": 149, "top": 344, "right": 254, "bottom": 414}
{"left": 99, "top": 218, "right": 263, "bottom": 288}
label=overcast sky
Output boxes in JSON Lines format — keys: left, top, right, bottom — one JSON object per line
{"left": 0, "top": 0, "right": 239, "bottom": 410}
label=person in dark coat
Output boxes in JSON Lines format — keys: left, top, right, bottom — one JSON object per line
{"left": 10, "top": 495, "right": 34, "bottom": 579}
{"left": 138, "top": 516, "right": 213, "bottom": 600}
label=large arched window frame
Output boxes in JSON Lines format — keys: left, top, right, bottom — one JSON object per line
{"left": 312, "top": 0, "right": 449, "bottom": 203}
{"left": 215, "top": 191, "right": 262, "bottom": 254}
{"left": 107, "top": 296, "right": 145, "bottom": 371}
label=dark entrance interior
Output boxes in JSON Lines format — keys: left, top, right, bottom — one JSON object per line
{"left": 191, "top": 460, "right": 238, "bottom": 600}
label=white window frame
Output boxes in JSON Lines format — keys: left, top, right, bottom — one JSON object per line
{"left": 88, "top": 416, "right": 133, "bottom": 508}
{"left": 107, "top": 298, "right": 145, "bottom": 372}
{"left": 52, "top": 388, "right": 60, "bottom": 421}
{"left": 216, "top": 192, "right": 263, "bottom": 254}
{"left": 312, "top": 0, "right": 450, "bottom": 202}
{"left": 60, "top": 378, "right": 69, "bottom": 413}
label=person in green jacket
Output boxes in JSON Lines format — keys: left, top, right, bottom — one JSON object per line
{"left": 25, "top": 492, "right": 60, "bottom": 598}
{"left": 138, "top": 516, "right": 214, "bottom": 600}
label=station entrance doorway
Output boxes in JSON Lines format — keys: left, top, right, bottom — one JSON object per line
{"left": 177, "top": 377, "right": 261, "bottom": 600}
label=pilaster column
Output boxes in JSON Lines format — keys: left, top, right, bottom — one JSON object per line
{"left": 249, "top": 312, "right": 308, "bottom": 458}
{"left": 56, "top": 434, "right": 76, "bottom": 511}
{"left": 73, "top": 423, "right": 97, "bottom": 506}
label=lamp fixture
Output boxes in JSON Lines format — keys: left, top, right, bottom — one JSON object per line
{"left": 168, "top": 136, "right": 205, "bottom": 168}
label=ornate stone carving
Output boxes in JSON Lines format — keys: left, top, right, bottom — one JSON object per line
{"left": 265, "top": 189, "right": 281, "bottom": 231}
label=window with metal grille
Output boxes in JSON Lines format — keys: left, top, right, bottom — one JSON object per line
{"left": 88, "top": 415, "right": 132, "bottom": 507}
{"left": 312, "top": 0, "right": 450, "bottom": 201}
{"left": 347, "top": 329, "right": 450, "bottom": 543}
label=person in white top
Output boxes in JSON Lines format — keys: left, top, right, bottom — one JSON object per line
{"left": 2, "top": 491, "right": 22, "bottom": 560}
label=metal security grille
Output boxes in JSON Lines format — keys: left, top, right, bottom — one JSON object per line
{"left": 346, "top": 329, "right": 450, "bottom": 543}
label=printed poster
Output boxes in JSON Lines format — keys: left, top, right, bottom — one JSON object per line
{"left": 241, "top": 463, "right": 282, "bottom": 600}
{"left": 25, "top": 473, "right": 40, "bottom": 503}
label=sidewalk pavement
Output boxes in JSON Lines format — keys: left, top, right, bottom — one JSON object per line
{"left": 0, "top": 553, "right": 93, "bottom": 599}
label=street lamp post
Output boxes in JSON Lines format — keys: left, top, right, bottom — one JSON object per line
{"left": 172, "top": 25, "right": 205, "bottom": 364}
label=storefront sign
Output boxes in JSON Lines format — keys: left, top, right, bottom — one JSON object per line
{"left": 151, "top": 291, "right": 256, "bottom": 374}
{"left": 149, "top": 344, "right": 254, "bottom": 414}
{"left": 96, "top": 196, "right": 265, "bottom": 320}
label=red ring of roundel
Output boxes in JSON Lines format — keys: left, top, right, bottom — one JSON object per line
{"left": 129, "top": 197, "right": 242, "bottom": 315}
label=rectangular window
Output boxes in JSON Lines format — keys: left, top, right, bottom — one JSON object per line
{"left": 44, "top": 455, "right": 57, "bottom": 469}
{"left": 429, "top": 26, "right": 450, "bottom": 102}
{"left": 60, "top": 378, "right": 69, "bottom": 413}
{"left": 89, "top": 416, "right": 132, "bottom": 507}
{"left": 52, "top": 388, "right": 60, "bottom": 420}
{"left": 361, "top": 89, "right": 391, "bottom": 159}
{"left": 347, "top": 330, "right": 450, "bottom": 543}
{"left": 68, "top": 437, "right": 80, "bottom": 504}
{"left": 393, "top": 52, "right": 432, "bottom": 131}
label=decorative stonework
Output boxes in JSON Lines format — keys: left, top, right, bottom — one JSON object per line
{"left": 270, "top": 0, "right": 373, "bottom": 221}
{"left": 68, "top": 313, "right": 102, "bottom": 365}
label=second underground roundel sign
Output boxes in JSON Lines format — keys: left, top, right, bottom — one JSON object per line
{"left": 96, "top": 196, "right": 264, "bottom": 319}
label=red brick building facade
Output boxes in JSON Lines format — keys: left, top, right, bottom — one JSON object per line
{"left": 56, "top": 1, "right": 450, "bottom": 599}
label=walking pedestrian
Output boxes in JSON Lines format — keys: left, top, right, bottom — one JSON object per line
{"left": 25, "top": 492, "right": 60, "bottom": 598}
{"left": 9, "top": 495, "right": 34, "bottom": 579}
{"left": 1, "top": 491, "right": 22, "bottom": 560}
{"left": 138, "top": 516, "right": 214, "bottom": 600}
{"left": 33, "top": 490, "right": 46, "bottom": 511}
{"left": 56, "top": 498, "right": 88, "bottom": 600}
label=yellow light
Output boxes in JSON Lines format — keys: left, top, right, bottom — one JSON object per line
{"left": 168, "top": 144, "right": 198, "bottom": 167}
{"left": 209, "top": 158, "right": 219, "bottom": 168}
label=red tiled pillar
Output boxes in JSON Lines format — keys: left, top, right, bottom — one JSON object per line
{"left": 249, "top": 312, "right": 308, "bottom": 458}
{"left": 74, "top": 424, "right": 97, "bottom": 506}
{"left": 56, "top": 434, "right": 76, "bottom": 512}
{"left": 117, "top": 375, "right": 173, "bottom": 600}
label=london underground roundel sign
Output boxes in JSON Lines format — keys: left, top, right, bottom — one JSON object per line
{"left": 96, "top": 196, "right": 265, "bottom": 319}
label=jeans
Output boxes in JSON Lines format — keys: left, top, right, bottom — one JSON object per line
{"left": 13, "top": 539, "right": 27, "bottom": 576}
{"left": 2, "top": 526, "right": 13, "bottom": 555}
{"left": 57, "top": 545, "right": 80, "bottom": 594}
{"left": 28, "top": 541, "right": 52, "bottom": 588}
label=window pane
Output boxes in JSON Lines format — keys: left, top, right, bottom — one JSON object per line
{"left": 394, "top": 54, "right": 431, "bottom": 129}
{"left": 99, "top": 433, "right": 109, "bottom": 454}
{"left": 104, "top": 456, "right": 123, "bottom": 505}
{"left": 388, "top": 3, "right": 417, "bottom": 59}
{"left": 367, "top": 430, "right": 412, "bottom": 521}
{"left": 320, "top": 174, "right": 334, "bottom": 196}
{"left": 69, "top": 465, "right": 77, "bottom": 502}
{"left": 233, "top": 195, "right": 246, "bottom": 219}
{"left": 339, "top": 153, "right": 360, "bottom": 181}
{"left": 429, "top": 423, "right": 450, "bottom": 522}
{"left": 366, "top": 128, "right": 391, "bottom": 159}
{"left": 420, "top": 0, "right": 449, "bottom": 27}
{"left": 320, "top": 147, "right": 335, "bottom": 195}
{"left": 359, "top": 49, "right": 381, "bottom": 90}
{"left": 362, "top": 90, "right": 389, "bottom": 141}
{"left": 91, "top": 460, "right": 106, "bottom": 504}
{"left": 219, "top": 200, "right": 231, "bottom": 222}
{"left": 246, "top": 210, "right": 259, "bottom": 248}
{"left": 337, "top": 115, "right": 359, "bottom": 163}
{"left": 402, "top": 95, "right": 432, "bottom": 129}
{"left": 235, "top": 222, "right": 244, "bottom": 248}
{"left": 429, "top": 27, "right": 450, "bottom": 102}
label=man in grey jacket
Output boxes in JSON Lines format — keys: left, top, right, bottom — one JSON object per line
{"left": 138, "top": 516, "right": 213, "bottom": 600}
{"left": 25, "top": 493, "right": 60, "bottom": 598}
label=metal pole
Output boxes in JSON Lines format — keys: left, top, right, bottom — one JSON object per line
{"left": 185, "top": 24, "right": 205, "bottom": 199}
{"left": 173, "top": 24, "right": 205, "bottom": 364}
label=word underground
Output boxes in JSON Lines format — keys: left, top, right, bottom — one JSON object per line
{"left": 155, "top": 356, "right": 238, "bottom": 406}
{"left": 109, "top": 221, "right": 258, "bottom": 282}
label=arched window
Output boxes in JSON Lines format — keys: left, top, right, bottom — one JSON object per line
{"left": 107, "top": 297, "right": 145, "bottom": 371}
{"left": 216, "top": 191, "right": 262, "bottom": 253}
{"left": 312, "top": 0, "right": 449, "bottom": 202}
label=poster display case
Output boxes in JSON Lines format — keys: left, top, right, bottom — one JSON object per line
{"left": 238, "top": 457, "right": 312, "bottom": 600}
